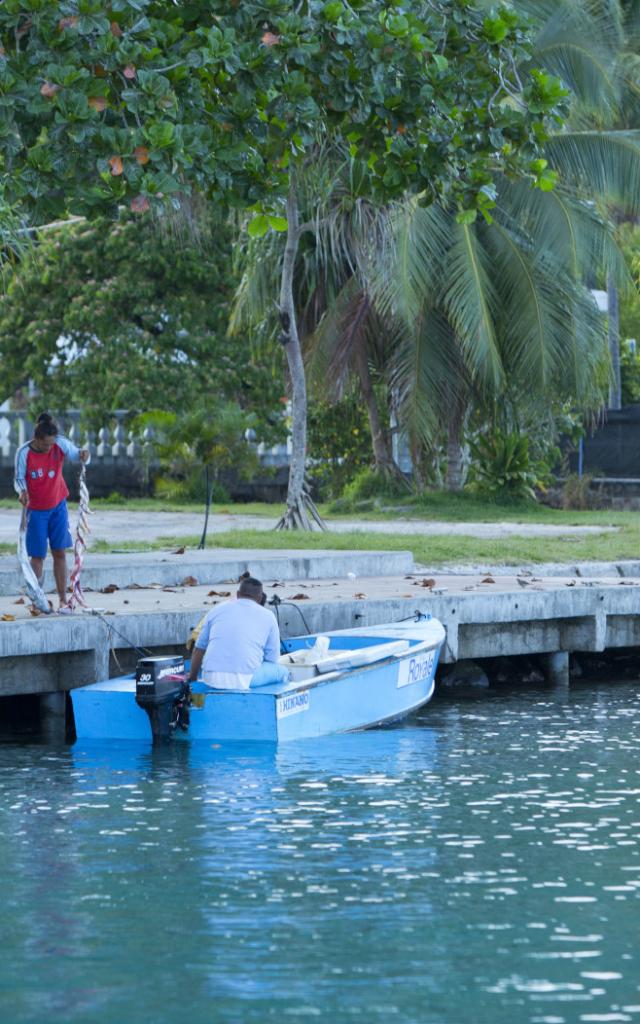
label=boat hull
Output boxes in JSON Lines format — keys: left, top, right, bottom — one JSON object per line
{"left": 71, "top": 618, "right": 445, "bottom": 744}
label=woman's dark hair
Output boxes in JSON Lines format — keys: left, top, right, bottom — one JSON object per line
{"left": 34, "top": 412, "right": 59, "bottom": 439}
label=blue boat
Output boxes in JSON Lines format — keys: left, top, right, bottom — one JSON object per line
{"left": 71, "top": 615, "right": 445, "bottom": 744}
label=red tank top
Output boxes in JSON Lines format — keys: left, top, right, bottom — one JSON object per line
{"left": 26, "top": 443, "right": 69, "bottom": 511}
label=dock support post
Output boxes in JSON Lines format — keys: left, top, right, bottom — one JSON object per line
{"left": 543, "top": 651, "right": 569, "bottom": 688}
{"left": 40, "top": 691, "right": 67, "bottom": 743}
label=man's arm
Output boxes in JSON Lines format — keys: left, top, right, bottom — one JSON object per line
{"left": 14, "top": 446, "right": 28, "bottom": 504}
{"left": 56, "top": 435, "right": 90, "bottom": 464}
{"left": 188, "top": 646, "right": 204, "bottom": 683}
{"left": 263, "top": 615, "right": 281, "bottom": 664}
{"left": 187, "top": 608, "right": 215, "bottom": 681}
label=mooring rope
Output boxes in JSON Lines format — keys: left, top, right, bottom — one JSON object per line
{"left": 17, "top": 508, "right": 51, "bottom": 614}
{"left": 65, "top": 460, "right": 92, "bottom": 612}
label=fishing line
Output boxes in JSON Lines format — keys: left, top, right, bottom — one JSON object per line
{"left": 269, "top": 595, "right": 312, "bottom": 635}
{"left": 89, "top": 608, "right": 152, "bottom": 658}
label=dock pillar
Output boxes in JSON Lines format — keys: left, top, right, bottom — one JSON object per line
{"left": 40, "top": 691, "right": 67, "bottom": 743}
{"left": 543, "top": 651, "right": 570, "bottom": 689}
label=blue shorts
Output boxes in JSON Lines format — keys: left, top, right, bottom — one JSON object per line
{"left": 249, "top": 662, "right": 290, "bottom": 688}
{"left": 26, "top": 501, "right": 73, "bottom": 559}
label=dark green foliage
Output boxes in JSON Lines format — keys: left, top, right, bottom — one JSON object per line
{"left": 328, "top": 467, "right": 411, "bottom": 513}
{"left": 620, "top": 339, "right": 640, "bottom": 404}
{"left": 467, "top": 429, "right": 549, "bottom": 500}
{"left": 0, "top": 2, "right": 563, "bottom": 222}
{"left": 0, "top": 213, "right": 283, "bottom": 430}
{"left": 307, "top": 394, "right": 373, "bottom": 499}
{"left": 133, "top": 401, "right": 259, "bottom": 502}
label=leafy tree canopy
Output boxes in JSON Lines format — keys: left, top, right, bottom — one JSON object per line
{"left": 0, "top": 213, "right": 285, "bottom": 430}
{"left": 0, "top": 0, "right": 564, "bottom": 224}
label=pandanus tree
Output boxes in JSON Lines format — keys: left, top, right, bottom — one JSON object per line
{"left": 0, "top": 0, "right": 565, "bottom": 527}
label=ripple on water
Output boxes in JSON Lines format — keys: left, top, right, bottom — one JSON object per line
{"left": 0, "top": 683, "right": 639, "bottom": 1023}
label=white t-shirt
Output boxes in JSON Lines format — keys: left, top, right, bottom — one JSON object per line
{"left": 195, "top": 598, "right": 280, "bottom": 689}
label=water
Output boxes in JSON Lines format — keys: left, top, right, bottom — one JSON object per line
{"left": 1, "top": 683, "right": 639, "bottom": 1024}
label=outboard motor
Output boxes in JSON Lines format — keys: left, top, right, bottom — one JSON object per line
{"left": 135, "top": 656, "right": 189, "bottom": 742}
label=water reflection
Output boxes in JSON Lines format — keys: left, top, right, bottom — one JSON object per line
{"left": 0, "top": 683, "right": 638, "bottom": 1024}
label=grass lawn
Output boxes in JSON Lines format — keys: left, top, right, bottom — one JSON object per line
{"left": 2, "top": 492, "right": 638, "bottom": 565}
{"left": 86, "top": 521, "right": 640, "bottom": 567}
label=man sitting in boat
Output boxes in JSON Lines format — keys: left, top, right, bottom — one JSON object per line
{"left": 187, "top": 576, "right": 290, "bottom": 690}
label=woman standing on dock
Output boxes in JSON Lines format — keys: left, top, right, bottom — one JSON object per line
{"left": 14, "top": 413, "right": 89, "bottom": 612}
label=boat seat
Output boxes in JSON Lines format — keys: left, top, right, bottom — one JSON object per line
{"left": 279, "top": 638, "right": 409, "bottom": 676}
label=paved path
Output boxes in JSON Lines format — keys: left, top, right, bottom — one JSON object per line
{"left": 0, "top": 509, "right": 618, "bottom": 545}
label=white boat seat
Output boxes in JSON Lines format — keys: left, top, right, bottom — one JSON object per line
{"left": 279, "top": 639, "right": 410, "bottom": 676}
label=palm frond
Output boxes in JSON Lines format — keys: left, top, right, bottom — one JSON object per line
{"left": 546, "top": 130, "right": 640, "bottom": 217}
{"left": 496, "top": 178, "right": 629, "bottom": 285}
{"left": 438, "top": 222, "right": 503, "bottom": 390}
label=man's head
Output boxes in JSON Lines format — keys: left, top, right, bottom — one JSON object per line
{"left": 237, "top": 577, "right": 266, "bottom": 606}
{"left": 32, "top": 412, "right": 59, "bottom": 453}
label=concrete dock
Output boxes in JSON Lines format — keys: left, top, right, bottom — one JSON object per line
{"left": 2, "top": 549, "right": 640, "bottom": 710}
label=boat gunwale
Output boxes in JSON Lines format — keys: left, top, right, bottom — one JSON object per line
{"left": 202, "top": 636, "right": 443, "bottom": 699}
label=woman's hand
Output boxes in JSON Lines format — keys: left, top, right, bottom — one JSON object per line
{"left": 80, "top": 449, "right": 90, "bottom": 464}
{"left": 18, "top": 490, "right": 28, "bottom": 506}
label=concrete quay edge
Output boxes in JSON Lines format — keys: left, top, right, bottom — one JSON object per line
{"left": 2, "top": 580, "right": 640, "bottom": 697}
{"left": 0, "top": 548, "right": 415, "bottom": 597}
{"left": 417, "top": 559, "right": 640, "bottom": 578}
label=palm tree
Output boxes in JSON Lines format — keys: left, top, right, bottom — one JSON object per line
{"left": 373, "top": 0, "right": 640, "bottom": 488}
{"left": 231, "top": 151, "right": 403, "bottom": 486}
{"left": 234, "top": 0, "right": 640, "bottom": 498}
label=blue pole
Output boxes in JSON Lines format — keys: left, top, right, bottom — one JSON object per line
{"left": 578, "top": 437, "right": 584, "bottom": 479}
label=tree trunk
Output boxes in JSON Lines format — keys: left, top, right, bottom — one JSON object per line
{"left": 607, "top": 272, "right": 621, "bottom": 411}
{"left": 445, "top": 398, "right": 466, "bottom": 492}
{"left": 352, "top": 309, "right": 395, "bottom": 475}
{"left": 198, "top": 465, "right": 214, "bottom": 549}
{"left": 275, "top": 173, "right": 326, "bottom": 531}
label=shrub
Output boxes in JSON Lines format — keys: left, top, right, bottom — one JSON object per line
{"left": 561, "top": 473, "right": 594, "bottom": 510}
{"left": 327, "top": 467, "right": 410, "bottom": 512}
{"left": 467, "top": 430, "right": 547, "bottom": 500}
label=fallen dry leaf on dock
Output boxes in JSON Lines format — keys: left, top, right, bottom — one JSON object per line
{"left": 13, "top": 598, "right": 25, "bottom": 605}
{"left": 354, "top": 592, "right": 367, "bottom": 599}
{"left": 0, "top": 613, "right": 16, "bottom": 621}
{"left": 162, "top": 587, "right": 177, "bottom": 593}
{"left": 100, "top": 583, "right": 119, "bottom": 594}
{"left": 414, "top": 578, "right": 436, "bottom": 588}
{"left": 172, "top": 546, "right": 185, "bottom": 555}
{"left": 288, "top": 593, "right": 310, "bottom": 600}
{"left": 181, "top": 576, "right": 199, "bottom": 587}
{"left": 481, "top": 576, "right": 495, "bottom": 584}
{"left": 208, "top": 590, "right": 230, "bottom": 597}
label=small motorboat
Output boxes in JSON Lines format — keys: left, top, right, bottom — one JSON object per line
{"left": 71, "top": 614, "right": 445, "bottom": 744}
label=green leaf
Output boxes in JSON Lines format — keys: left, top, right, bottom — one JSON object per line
{"left": 456, "top": 209, "right": 477, "bottom": 225}
{"left": 267, "top": 215, "right": 288, "bottom": 232}
{"left": 247, "top": 214, "right": 270, "bottom": 238}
